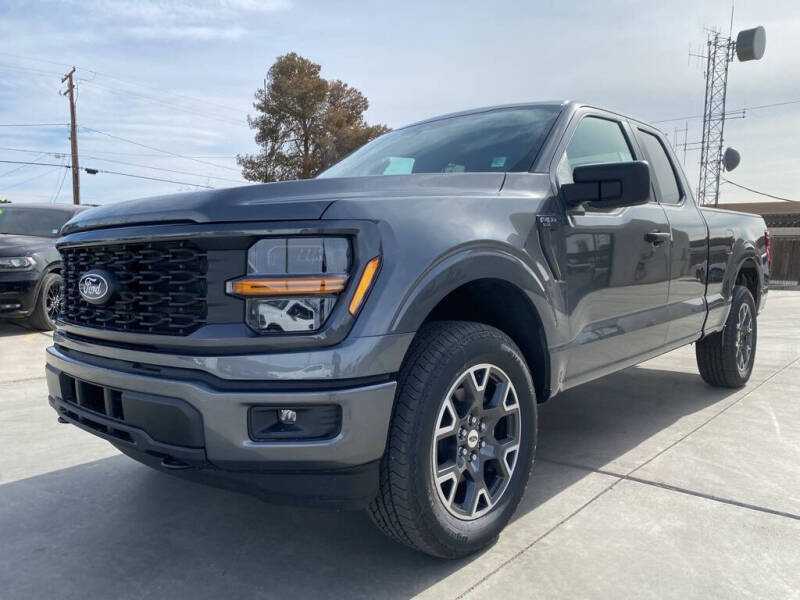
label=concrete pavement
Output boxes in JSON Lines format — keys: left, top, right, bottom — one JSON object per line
{"left": 1, "top": 292, "right": 799, "bottom": 599}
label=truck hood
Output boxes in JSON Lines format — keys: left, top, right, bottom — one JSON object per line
{"left": 62, "top": 173, "right": 506, "bottom": 234}
{"left": 0, "top": 234, "right": 53, "bottom": 255}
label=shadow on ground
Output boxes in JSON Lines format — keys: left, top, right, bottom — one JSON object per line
{"left": 1, "top": 365, "right": 741, "bottom": 599}
{"left": 0, "top": 321, "right": 33, "bottom": 337}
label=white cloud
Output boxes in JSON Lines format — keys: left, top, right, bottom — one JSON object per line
{"left": 125, "top": 25, "right": 248, "bottom": 40}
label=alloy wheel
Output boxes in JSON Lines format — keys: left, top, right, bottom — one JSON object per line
{"left": 735, "top": 303, "right": 753, "bottom": 374}
{"left": 431, "top": 363, "right": 521, "bottom": 520}
{"left": 45, "top": 280, "right": 62, "bottom": 324}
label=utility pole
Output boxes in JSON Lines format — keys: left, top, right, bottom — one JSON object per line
{"left": 61, "top": 67, "right": 80, "bottom": 205}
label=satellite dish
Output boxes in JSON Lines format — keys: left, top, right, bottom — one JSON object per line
{"left": 736, "top": 26, "right": 766, "bottom": 62}
{"left": 723, "top": 147, "right": 741, "bottom": 172}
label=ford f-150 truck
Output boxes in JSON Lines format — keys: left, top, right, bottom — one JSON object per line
{"left": 46, "top": 102, "right": 769, "bottom": 558}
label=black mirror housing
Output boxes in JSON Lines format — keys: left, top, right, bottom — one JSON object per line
{"left": 562, "top": 161, "right": 650, "bottom": 209}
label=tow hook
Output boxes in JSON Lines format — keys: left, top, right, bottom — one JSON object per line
{"left": 160, "top": 456, "right": 192, "bottom": 470}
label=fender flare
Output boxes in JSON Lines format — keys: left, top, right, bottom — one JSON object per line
{"left": 722, "top": 241, "right": 763, "bottom": 302}
{"left": 389, "top": 245, "right": 560, "bottom": 348}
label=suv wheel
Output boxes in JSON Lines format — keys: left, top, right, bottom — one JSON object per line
{"left": 29, "top": 272, "right": 62, "bottom": 331}
{"left": 696, "top": 284, "right": 757, "bottom": 388}
{"left": 369, "top": 321, "right": 537, "bottom": 558}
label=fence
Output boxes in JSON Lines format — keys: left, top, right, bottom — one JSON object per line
{"left": 771, "top": 234, "right": 800, "bottom": 289}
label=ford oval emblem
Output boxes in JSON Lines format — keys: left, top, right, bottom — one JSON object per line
{"left": 78, "top": 271, "right": 113, "bottom": 305}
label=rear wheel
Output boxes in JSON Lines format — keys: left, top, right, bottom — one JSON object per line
{"left": 28, "top": 272, "right": 62, "bottom": 331}
{"left": 696, "top": 284, "right": 757, "bottom": 388}
{"left": 368, "top": 321, "right": 537, "bottom": 558}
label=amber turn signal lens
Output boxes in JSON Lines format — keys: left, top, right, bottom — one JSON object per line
{"left": 227, "top": 275, "right": 348, "bottom": 296}
{"left": 349, "top": 257, "right": 380, "bottom": 316}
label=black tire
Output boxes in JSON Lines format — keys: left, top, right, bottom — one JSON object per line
{"left": 368, "top": 321, "right": 537, "bottom": 558}
{"left": 696, "top": 284, "right": 757, "bottom": 388}
{"left": 28, "top": 272, "right": 62, "bottom": 331}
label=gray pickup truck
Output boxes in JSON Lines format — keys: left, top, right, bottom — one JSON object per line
{"left": 46, "top": 101, "right": 769, "bottom": 558}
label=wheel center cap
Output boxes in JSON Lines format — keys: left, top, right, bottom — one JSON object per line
{"left": 466, "top": 429, "right": 479, "bottom": 449}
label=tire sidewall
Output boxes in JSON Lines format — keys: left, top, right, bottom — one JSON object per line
{"left": 406, "top": 330, "right": 537, "bottom": 553}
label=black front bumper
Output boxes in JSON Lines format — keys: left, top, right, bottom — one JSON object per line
{"left": 0, "top": 274, "right": 39, "bottom": 317}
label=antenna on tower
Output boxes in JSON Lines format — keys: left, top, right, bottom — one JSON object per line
{"left": 695, "top": 16, "right": 766, "bottom": 207}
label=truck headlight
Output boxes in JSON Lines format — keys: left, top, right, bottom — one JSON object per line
{"left": 0, "top": 256, "right": 35, "bottom": 271}
{"left": 226, "top": 237, "right": 351, "bottom": 333}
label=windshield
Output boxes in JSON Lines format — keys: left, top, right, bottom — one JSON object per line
{"left": 0, "top": 207, "right": 73, "bottom": 238}
{"left": 319, "top": 106, "right": 560, "bottom": 178}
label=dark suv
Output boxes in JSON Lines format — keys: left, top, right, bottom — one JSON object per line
{"left": 46, "top": 102, "right": 768, "bottom": 557}
{"left": 0, "top": 203, "right": 88, "bottom": 330}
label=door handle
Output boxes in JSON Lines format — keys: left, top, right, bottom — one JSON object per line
{"left": 645, "top": 230, "right": 671, "bottom": 245}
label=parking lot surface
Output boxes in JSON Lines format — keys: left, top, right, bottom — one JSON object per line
{"left": 2, "top": 291, "right": 799, "bottom": 599}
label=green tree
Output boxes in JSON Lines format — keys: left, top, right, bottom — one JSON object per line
{"left": 238, "top": 53, "right": 389, "bottom": 182}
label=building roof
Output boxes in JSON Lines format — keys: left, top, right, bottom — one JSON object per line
{"left": 716, "top": 201, "right": 800, "bottom": 215}
{"left": 716, "top": 202, "right": 800, "bottom": 228}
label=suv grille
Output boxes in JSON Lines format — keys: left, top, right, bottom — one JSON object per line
{"left": 61, "top": 240, "right": 208, "bottom": 335}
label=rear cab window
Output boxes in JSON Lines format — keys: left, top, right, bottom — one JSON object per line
{"left": 636, "top": 129, "right": 683, "bottom": 205}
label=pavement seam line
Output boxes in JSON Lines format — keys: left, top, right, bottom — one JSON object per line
{"left": 3, "top": 321, "right": 52, "bottom": 339}
{"left": 455, "top": 354, "right": 800, "bottom": 598}
{"left": 624, "top": 354, "right": 800, "bottom": 480}
{"left": 1, "top": 376, "right": 47, "bottom": 385}
{"left": 538, "top": 458, "right": 800, "bottom": 521}
{"left": 454, "top": 476, "right": 623, "bottom": 599}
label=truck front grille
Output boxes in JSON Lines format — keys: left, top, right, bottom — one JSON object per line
{"left": 60, "top": 240, "right": 208, "bottom": 335}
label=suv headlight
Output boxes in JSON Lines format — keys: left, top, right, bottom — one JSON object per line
{"left": 226, "top": 237, "right": 353, "bottom": 333}
{"left": 0, "top": 256, "right": 35, "bottom": 271}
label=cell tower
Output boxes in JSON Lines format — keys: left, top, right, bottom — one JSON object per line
{"left": 696, "top": 25, "right": 766, "bottom": 206}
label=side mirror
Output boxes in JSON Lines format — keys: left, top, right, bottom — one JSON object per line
{"left": 562, "top": 160, "right": 650, "bottom": 209}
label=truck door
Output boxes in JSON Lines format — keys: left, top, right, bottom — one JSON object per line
{"left": 554, "top": 112, "right": 671, "bottom": 386}
{"left": 633, "top": 125, "right": 709, "bottom": 345}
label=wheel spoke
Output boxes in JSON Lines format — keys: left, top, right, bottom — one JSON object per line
{"left": 500, "top": 443, "right": 520, "bottom": 478}
{"left": 462, "top": 365, "right": 489, "bottom": 411}
{"left": 483, "top": 382, "right": 519, "bottom": 426}
{"left": 463, "top": 479, "right": 491, "bottom": 517}
{"left": 435, "top": 397, "right": 458, "bottom": 440}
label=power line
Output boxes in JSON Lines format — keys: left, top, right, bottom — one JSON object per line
{"left": 82, "top": 155, "right": 244, "bottom": 184}
{"left": 94, "top": 168, "right": 213, "bottom": 189}
{"left": 0, "top": 153, "right": 48, "bottom": 177}
{"left": 80, "top": 126, "right": 243, "bottom": 173}
{"left": 0, "top": 160, "right": 75, "bottom": 168}
{"left": 0, "top": 160, "right": 214, "bottom": 189}
{"left": 0, "top": 123, "right": 67, "bottom": 127}
{"left": 0, "top": 51, "right": 69, "bottom": 69}
{"left": 652, "top": 98, "right": 800, "bottom": 124}
{"left": 77, "top": 68, "right": 248, "bottom": 115}
{"left": 1, "top": 167, "right": 62, "bottom": 191}
{"left": 722, "top": 178, "right": 800, "bottom": 203}
{"left": 50, "top": 161, "right": 69, "bottom": 203}
{"left": 0, "top": 145, "right": 236, "bottom": 159}
{"left": 77, "top": 78, "right": 248, "bottom": 126}
{"left": 0, "top": 63, "right": 62, "bottom": 78}
{"left": 0, "top": 146, "right": 244, "bottom": 184}
{"left": 0, "top": 52, "right": 247, "bottom": 115}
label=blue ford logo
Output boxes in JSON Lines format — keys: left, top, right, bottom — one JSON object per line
{"left": 78, "top": 271, "right": 114, "bottom": 305}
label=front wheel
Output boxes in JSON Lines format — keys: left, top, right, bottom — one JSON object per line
{"left": 368, "top": 321, "right": 537, "bottom": 558}
{"left": 28, "top": 272, "right": 62, "bottom": 331}
{"left": 696, "top": 284, "right": 757, "bottom": 388}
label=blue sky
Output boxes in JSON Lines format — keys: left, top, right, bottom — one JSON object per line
{"left": 0, "top": 0, "right": 798, "bottom": 205}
